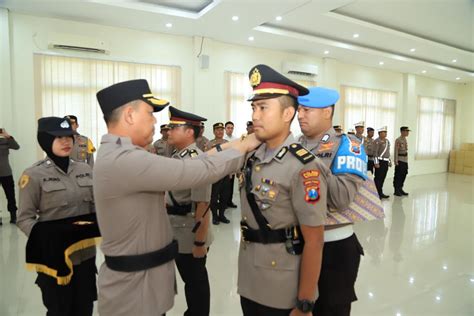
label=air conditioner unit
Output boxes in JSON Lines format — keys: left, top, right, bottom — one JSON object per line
{"left": 48, "top": 33, "right": 110, "bottom": 54}
{"left": 282, "top": 62, "right": 318, "bottom": 77}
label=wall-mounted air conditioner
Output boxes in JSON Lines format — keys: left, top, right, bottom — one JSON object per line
{"left": 282, "top": 62, "right": 318, "bottom": 77}
{"left": 48, "top": 33, "right": 110, "bottom": 54}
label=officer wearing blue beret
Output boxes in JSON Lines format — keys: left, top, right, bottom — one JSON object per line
{"left": 297, "top": 87, "right": 367, "bottom": 316}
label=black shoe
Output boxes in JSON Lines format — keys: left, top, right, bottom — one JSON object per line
{"left": 227, "top": 203, "right": 237, "bottom": 208}
{"left": 394, "top": 191, "right": 403, "bottom": 197}
{"left": 212, "top": 218, "right": 220, "bottom": 225}
{"left": 219, "top": 216, "right": 230, "bottom": 224}
{"left": 380, "top": 194, "right": 390, "bottom": 199}
{"left": 401, "top": 190, "right": 409, "bottom": 196}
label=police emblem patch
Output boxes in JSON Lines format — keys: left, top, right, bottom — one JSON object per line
{"left": 19, "top": 174, "right": 30, "bottom": 189}
{"left": 250, "top": 68, "right": 261, "bottom": 87}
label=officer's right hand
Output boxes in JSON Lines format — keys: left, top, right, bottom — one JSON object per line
{"left": 192, "top": 245, "right": 207, "bottom": 258}
{"left": 375, "top": 164, "right": 380, "bottom": 169}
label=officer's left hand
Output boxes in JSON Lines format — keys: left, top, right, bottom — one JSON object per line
{"left": 192, "top": 245, "right": 207, "bottom": 258}
{"left": 290, "top": 308, "right": 312, "bottom": 316}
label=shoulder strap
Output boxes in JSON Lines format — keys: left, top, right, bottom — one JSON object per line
{"left": 287, "top": 143, "right": 315, "bottom": 164}
{"left": 168, "top": 191, "right": 180, "bottom": 207}
{"left": 244, "top": 154, "right": 272, "bottom": 231}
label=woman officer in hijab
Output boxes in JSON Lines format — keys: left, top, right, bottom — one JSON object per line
{"left": 17, "top": 117, "right": 98, "bottom": 316}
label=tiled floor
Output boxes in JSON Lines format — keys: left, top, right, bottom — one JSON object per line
{"left": 0, "top": 173, "right": 473, "bottom": 315}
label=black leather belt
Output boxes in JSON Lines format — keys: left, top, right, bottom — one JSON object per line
{"left": 241, "top": 221, "right": 301, "bottom": 244}
{"left": 104, "top": 240, "right": 178, "bottom": 272}
{"left": 368, "top": 155, "right": 374, "bottom": 158}
{"left": 166, "top": 204, "right": 192, "bottom": 216}
{"left": 398, "top": 153, "right": 407, "bottom": 157}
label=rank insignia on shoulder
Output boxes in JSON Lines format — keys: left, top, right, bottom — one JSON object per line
{"left": 179, "top": 149, "right": 189, "bottom": 157}
{"left": 321, "top": 134, "right": 330, "bottom": 143}
{"left": 288, "top": 143, "right": 315, "bottom": 164}
{"left": 189, "top": 149, "right": 198, "bottom": 157}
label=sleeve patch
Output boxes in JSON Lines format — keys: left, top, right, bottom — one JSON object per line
{"left": 19, "top": 174, "right": 30, "bottom": 189}
{"left": 301, "top": 169, "right": 320, "bottom": 204}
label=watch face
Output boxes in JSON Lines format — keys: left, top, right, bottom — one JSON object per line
{"left": 301, "top": 301, "right": 311, "bottom": 312}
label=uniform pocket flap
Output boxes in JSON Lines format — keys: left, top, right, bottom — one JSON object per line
{"left": 41, "top": 181, "right": 66, "bottom": 192}
{"left": 253, "top": 243, "right": 299, "bottom": 271}
{"left": 76, "top": 177, "right": 93, "bottom": 187}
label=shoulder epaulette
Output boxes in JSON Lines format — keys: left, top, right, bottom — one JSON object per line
{"left": 179, "top": 149, "right": 189, "bottom": 157}
{"left": 288, "top": 143, "right": 315, "bottom": 164}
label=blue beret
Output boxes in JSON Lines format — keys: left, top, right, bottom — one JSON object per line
{"left": 297, "top": 87, "right": 340, "bottom": 108}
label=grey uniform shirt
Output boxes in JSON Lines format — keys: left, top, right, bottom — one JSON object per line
{"left": 238, "top": 134, "right": 327, "bottom": 309}
{"left": 374, "top": 138, "right": 391, "bottom": 164}
{"left": 70, "top": 134, "right": 95, "bottom": 168}
{"left": 17, "top": 158, "right": 96, "bottom": 264}
{"left": 365, "top": 137, "right": 376, "bottom": 158}
{"left": 394, "top": 136, "right": 408, "bottom": 163}
{"left": 166, "top": 143, "right": 213, "bottom": 254}
{"left": 300, "top": 128, "right": 363, "bottom": 212}
{"left": 93, "top": 134, "right": 244, "bottom": 316}
{"left": 153, "top": 138, "right": 174, "bottom": 157}
{"left": 0, "top": 137, "right": 20, "bottom": 177}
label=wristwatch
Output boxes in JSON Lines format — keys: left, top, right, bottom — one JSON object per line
{"left": 194, "top": 241, "right": 206, "bottom": 247}
{"left": 296, "top": 299, "right": 315, "bottom": 313}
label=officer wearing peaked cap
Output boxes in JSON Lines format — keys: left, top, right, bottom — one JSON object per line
{"left": 333, "top": 125, "right": 343, "bottom": 134}
{"left": 297, "top": 87, "right": 366, "bottom": 316}
{"left": 17, "top": 116, "right": 98, "bottom": 316}
{"left": 393, "top": 126, "right": 410, "bottom": 196}
{"left": 374, "top": 126, "right": 391, "bottom": 199}
{"left": 365, "top": 127, "right": 376, "bottom": 174}
{"left": 165, "top": 106, "right": 213, "bottom": 316}
{"left": 64, "top": 115, "right": 96, "bottom": 168}
{"left": 354, "top": 121, "right": 365, "bottom": 144}
{"left": 92, "top": 79, "right": 261, "bottom": 316}
{"left": 153, "top": 124, "right": 174, "bottom": 157}
{"left": 237, "top": 65, "right": 328, "bottom": 315}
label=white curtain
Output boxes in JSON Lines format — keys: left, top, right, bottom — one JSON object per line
{"left": 415, "top": 97, "right": 455, "bottom": 160}
{"left": 34, "top": 54, "right": 181, "bottom": 151}
{"left": 225, "top": 71, "right": 253, "bottom": 137}
{"left": 341, "top": 85, "right": 397, "bottom": 141}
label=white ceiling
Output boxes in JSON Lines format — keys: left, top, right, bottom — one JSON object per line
{"left": 1, "top": 0, "right": 473, "bottom": 83}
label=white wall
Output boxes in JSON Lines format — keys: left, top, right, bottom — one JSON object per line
{"left": 3, "top": 12, "right": 472, "bottom": 182}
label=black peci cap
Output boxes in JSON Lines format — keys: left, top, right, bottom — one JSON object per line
{"left": 400, "top": 126, "right": 411, "bottom": 132}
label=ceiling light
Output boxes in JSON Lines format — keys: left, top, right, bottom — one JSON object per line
{"left": 368, "top": 292, "right": 374, "bottom": 298}
{"left": 421, "top": 70, "right": 427, "bottom": 74}
{"left": 165, "top": 23, "right": 172, "bottom": 28}
{"left": 410, "top": 48, "right": 416, "bottom": 52}
{"left": 396, "top": 313, "right": 402, "bottom": 316}
{"left": 452, "top": 59, "right": 457, "bottom": 63}
{"left": 409, "top": 277, "right": 415, "bottom": 284}
{"left": 353, "top": 33, "right": 359, "bottom": 38}
{"left": 469, "top": 278, "right": 474, "bottom": 283}
{"left": 443, "top": 265, "right": 448, "bottom": 270}
{"left": 324, "top": 50, "right": 330, "bottom": 55}
{"left": 379, "top": 61, "right": 384, "bottom": 65}
{"left": 435, "top": 296, "right": 441, "bottom": 301}
{"left": 456, "top": 77, "right": 461, "bottom": 80}
{"left": 232, "top": 16, "right": 239, "bottom": 21}
{"left": 275, "top": 16, "right": 282, "bottom": 21}
{"left": 248, "top": 36, "right": 254, "bottom": 41}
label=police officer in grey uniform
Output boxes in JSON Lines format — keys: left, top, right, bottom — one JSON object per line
{"left": 195, "top": 122, "right": 210, "bottom": 152}
{"left": 93, "top": 79, "right": 260, "bottom": 316}
{"left": 238, "top": 65, "right": 327, "bottom": 316}
{"left": 208, "top": 123, "right": 231, "bottom": 225}
{"left": 64, "top": 115, "right": 96, "bottom": 168}
{"left": 374, "top": 126, "right": 391, "bottom": 199}
{"left": 393, "top": 126, "right": 410, "bottom": 196}
{"left": 17, "top": 116, "right": 97, "bottom": 316}
{"left": 153, "top": 124, "right": 173, "bottom": 157}
{"left": 298, "top": 87, "right": 366, "bottom": 316}
{"left": 0, "top": 128, "right": 20, "bottom": 224}
{"left": 365, "top": 127, "right": 376, "bottom": 174}
{"left": 354, "top": 121, "right": 365, "bottom": 144}
{"left": 166, "top": 106, "right": 213, "bottom": 316}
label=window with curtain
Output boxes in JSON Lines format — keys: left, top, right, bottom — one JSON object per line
{"left": 341, "top": 85, "right": 397, "bottom": 140}
{"left": 34, "top": 54, "right": 181, "bottom": 153}
{"left": 415, "top": 96, "right": 455, "bottom": 160}
{"left": 225, "top": 72, "right": 315, "bottom": 137}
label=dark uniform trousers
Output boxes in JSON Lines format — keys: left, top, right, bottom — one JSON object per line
{"left": 0, "top": 175, "right": 17, "bottom": 214}
{"left": 240, "top": 296, "right": 292, "bottom": 316}
{"left": 226, "top": 174, "right": 235, "bottom": 206}
{"left": 313, "top": 234, "right": 364, "bottom": 316}
{"left": 210, "top": 177, "right": 231, "bottom": 221}
{"left": 374, "top": 161, "right": 389, "bottom": 197}
{"left": 367, "top": 159, "right": 375, "bottom": 175}
{"left": 175, "top": 253, "right": 210, "bottom": 316}
{"left": 393, "top": 161, "right": 408, "bottom": 192}
{"left": 35, "top": 257, "right": 97, "bottom": 316}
